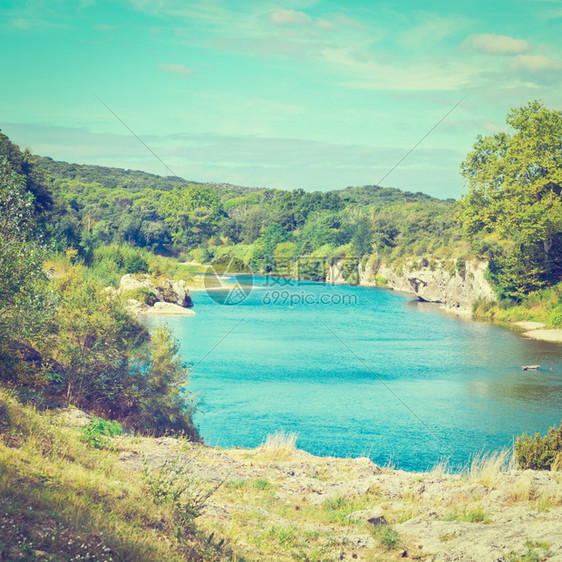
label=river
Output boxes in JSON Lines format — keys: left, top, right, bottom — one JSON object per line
{"left": 146, "top": 275, "right": 562, "bottom": 471}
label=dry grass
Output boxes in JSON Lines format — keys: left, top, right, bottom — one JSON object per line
{"left": 464, "top": 448, "right": 516, "bottom": 488}
{"left": 258, "top": 430, "right": 298, "bottom": 461}
{"left": 0, "top": 389, "right": 230, "bottom": 561}
{"left": 431, "top": 457, "right": 452, "bottom": 476}
{"left": 509, "top": 473, "right": 536, "bottom": 502}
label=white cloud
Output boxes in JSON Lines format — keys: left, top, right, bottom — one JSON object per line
{"left": 511, "top": 53, "right": 562, "bottom": 72}
{"left": 463, "top": 33, "right": 529, "bottom": 55}
{"left": 158, "top": 63, "right": 194, "bottom": 77}
{"left": 321, "top": 47, "right": 475, "bottom": 91}
{"left": 332, "top": 13, "right": 367, "bottom": 30}
{"left": 269, "top": 8, "right": 311, "bottom": 26}
{"left": 401, "top": 14, "right": 470, "bottom": 48}
{"left": 315, "top": 18, "right": 336, "bottom": 31}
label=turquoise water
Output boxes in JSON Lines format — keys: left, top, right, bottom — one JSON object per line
{"left": 147, "top": 276, "right": 562, "bottom": 471}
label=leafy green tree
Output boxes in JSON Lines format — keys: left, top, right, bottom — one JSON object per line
{"left": 160, "top": 185, "right": 223, "bottom": 247}
{"left": 457, "top": 100, "right": 562, "bottom": 297}
{"left": 132, "top": 325, "right": 198, "bottom": 439}
{"left": 0, "top": 158, "right": 52, "bottom": 356}
{"left": 0, "top": 132, "right": 52, "bottom": 214}
{"left": 50, "top": 267, "right": 147, "bottom": 407}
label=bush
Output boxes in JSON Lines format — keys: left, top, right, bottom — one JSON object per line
{"left": 550, "top": 305, "right": 562, "bottom": 327}
{"left": 515, "top": 421, "right": 562, "bottom": 470}
{"left": 472, "top": 297, "right": 497, "bottom": 318}
{"left": 142, "top": 457, "right": 219, "bottom": 540}
{"left": 121, "top": 287, "right": 157, "bottom": 306}
{"left": 123, "top": 252, "right": 149, "bottom": 274}
{"left": 129, "top": 325, "right": 199, "bottom": 440}
{"left": 81, "top": 416, "right": 122, "bottom": 449}
{"left": 371, "top": 526, "right": 401, "bottom": 550}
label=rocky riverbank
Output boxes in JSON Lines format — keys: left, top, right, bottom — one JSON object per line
{"left": 108, "top": 430, "right": 562, "bottom": 561}
{"left": 117, "top": 273, "right": 196, "bottom": 315}
{"left": 327, "top": 259, "right": 562, "bottom": 344}
{"left": 327, "top": 258, "right": 496, "bottom": 316}
{"left": 40, "top": 391, "right": 555, "bottom": 562}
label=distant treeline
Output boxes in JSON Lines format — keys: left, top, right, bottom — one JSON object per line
{"left": 32, "top": 153, "right": 463, "bottom": 275}
{"left": 3, "top": 98, "right": 562, "bottom": 304}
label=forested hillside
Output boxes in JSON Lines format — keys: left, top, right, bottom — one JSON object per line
{"left": 31, "top": 149, "right": 463, "bottom": 277}
{"left": 1, "top": 99, "right": 561, "bottom": 317}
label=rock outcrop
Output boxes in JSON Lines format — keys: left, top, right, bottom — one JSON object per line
{"left": 327, "top": 258, "right": 496, "bottom": 314}
{"left": 118, "top": 274, "right": 195, "bottom": 315}
{"left": 119, "top": 274, "right": 194, "bottom": 307}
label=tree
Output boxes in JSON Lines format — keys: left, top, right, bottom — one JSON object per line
{"left": 457, "top": 100, "right": 562, "bottom": 297}
{"left": 0, "top": 158, "right": 52, "bottom": 350}
{"left": 160, "top": 185, "right": 223, "bottom": 247}
{"left": 132, "top": 325, "right": 198, "bottom": 439}
{"left": 50, "top": 267, "right": 147, "bottom": 407}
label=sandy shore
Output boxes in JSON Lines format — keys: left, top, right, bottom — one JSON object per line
{"left": 136, "top": 302, "right": 196, "bottom": 315}
{"left": 512, "top": 321, "right": 562, "bottom": 343}
{"left": 523, "top": 328, "right": 562, "bottom": 343}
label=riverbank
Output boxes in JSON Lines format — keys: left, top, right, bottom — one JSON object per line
{"left": 76, "top": 410, "right": 562, "bottom": 561}
{"left": 514, "top": 321, "right": 562, "bottom": 344}
{"left": 3, "top": 371, "right": 561, "bottom": 561}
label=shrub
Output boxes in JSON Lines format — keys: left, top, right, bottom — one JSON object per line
{"left": 456, "top": 257, "right": 467, "bottom": 278}
{"left": 121, "top": 287, "right": 157, "bottom": 306}
{"left": 472, "top": 297, "right": 497, "bottom": 319}
{"left": 142, "top": 457, "right": 219, "bottom": 540}
{"left": 129, "top": 325, "right": 199, "bottom": 440}
{"left": 81, "top": 416, "right": 122, "bottom": 449}
{"left": 123, "top": 252, "right": 149, "bottom": 274}
{"left": 515, "top": 421, "right": 562, "bottom": 470}
{"left": 550, "top": 305, "right": 562, "bottom": 327}
{"left": 371, "top": 526, "right": 401, "bottom": 550}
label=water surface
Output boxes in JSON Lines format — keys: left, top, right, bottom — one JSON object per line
{"left": 147, "top": 276, "right": 562, "bottom": 471}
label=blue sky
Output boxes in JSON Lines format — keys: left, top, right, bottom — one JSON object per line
{"left": 1, "top": 0, "right": 561, "bottom": 198}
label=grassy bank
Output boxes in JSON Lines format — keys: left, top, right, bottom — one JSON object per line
{"left": 473, "top": 281, "right": 562, "bottom": 328}
{"left": 0, "top": 388, "right": 229, "bottom": 561}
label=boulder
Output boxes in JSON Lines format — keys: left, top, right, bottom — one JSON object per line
{"left": 119, "top": 274, "right": 194, "bottom": 308}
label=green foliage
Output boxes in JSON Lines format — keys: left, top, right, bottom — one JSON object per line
{"left": 142, "top": 457, "right": 219, "bottom": 540}
{"left": 370, "top": 526, "right": 401, "bottom": 550}
{"left": 458, "top": 100, "right": 562, "bottom": 299}
{"left": 0, "top": 158, "right": 55, "bottom": 385}
{"left": 550, "top": 305, "right": 562, "bottom": 327}
{"left": 121, "top": 287, "right": 157, "bottom": 305}
{"left": 49, "top": 266, "right": 147, "bottom": 407}
{"left": 131, "top": 325, "right": 199, "bottom": 439}
{"left": 515, "top": 421, "right": 562, "bottom": 470}
{"left": 472, "top": 297, "right": 497, "bottom": 318}
{"left": 160, "top": 185, "right": 223, "bottom": 247}
{"left": 443, "top": 505, "right": 490, "bottom": 523}
{"left": 28, "top": 140, "right": 461, "bottom": 282}
{"left": 81, "top": 416, "right": 123, "bottom": 449}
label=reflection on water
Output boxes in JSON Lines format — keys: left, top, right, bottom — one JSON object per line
{"left": 146, "top": 277, "right": 562, "bottom": 471}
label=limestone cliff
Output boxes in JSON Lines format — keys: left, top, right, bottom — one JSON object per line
{"left": 327, "top": 258, "right": 496, "bottom": 314}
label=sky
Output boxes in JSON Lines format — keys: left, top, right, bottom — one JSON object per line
{"left": 1, "top": 0, "right": 562, "bottom": 199}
